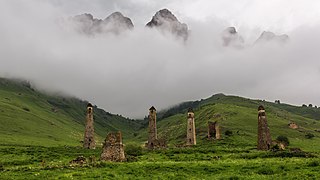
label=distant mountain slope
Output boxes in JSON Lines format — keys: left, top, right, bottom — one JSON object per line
{"left": 0, "top": 78, "right": 140, "bottom": 146}
{"left": 136, "top": 94, "right": 320, "bottom": 151}
{"left": 158, "top": 93, "right": 320, "bottom": 121}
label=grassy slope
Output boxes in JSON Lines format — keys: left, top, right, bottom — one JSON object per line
{"left": 137, "top": 94, "right": 320, "bottom": 152}
{"left": 0, "top": 78, "right": 140, "bottom": 146}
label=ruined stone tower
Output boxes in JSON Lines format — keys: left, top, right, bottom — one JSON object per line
{"left": 257, "top": 105, "right": 272, "bottom": 150}
{"left": 83, "top": 103, "right": 95, "bottom": 149}
{"left": 100, "top": 131, "right": 126, "bottom": 162}
{"left": 186, "top": 108, "right": 196, "bottom": 145}
{"left": 147, "top": 106, "right": 157, "bottom": 149}
{"left": 208, "top": 121, "right": 221, "bottom": 140}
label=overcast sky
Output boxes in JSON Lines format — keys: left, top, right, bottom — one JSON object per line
{"left": 0, "top": 0, "right": 320, "bottom": 118}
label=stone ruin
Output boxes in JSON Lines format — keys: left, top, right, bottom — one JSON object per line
{"left": 257, "top": 105, "right": 272, "bottom": 150}
{"left": 145, "top": 106, "right": 167, "bottom": 149}
{"left": 186, "top": 108, "right": 196, "bottom": 146}
{"left": 100, "top": 131, "right": 126, "bottom": 162}
{"left": 208, "top": 121, "right": 221, "bottom": 140}
{"left": 83, "top": 103, "right": 95, "bottom": 149}
{"left": 207, "top": 114, "right": 222, "bottom": 140}
{"left": 288, "top": 122, "right": 298, "bottom": 129}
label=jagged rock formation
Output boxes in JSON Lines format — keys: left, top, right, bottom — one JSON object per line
{"left": 257, "top": 105, "right": 272, "bottom": 150}
{"left": 100, "top": 132, "right": 126, "bottom": 162}
{"left": 83, "top": 103, "right": 95, "bottom": 149}
{"left": 146, "top": 9, "right": 188, "bottom": 41}
{"left": 72, "top": 12, "right": 133, "bottom": 35}
{"left": 255, "top": 31, "right": 289, "bottom": 44}
{"left": 222, "top": 27, "right": 244, "bottom": 48}
{"left": 186, "top": 108, "right": 196, "bottom": 146}
{"left": 101, "top": 12, "right": 134, "bottom": 34}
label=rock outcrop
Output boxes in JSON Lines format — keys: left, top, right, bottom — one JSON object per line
{"left": 288, "top": 122, "right": 299, "bottom": 129}
{"left": 222, "top": 27, "right": 244, "bottom": 48}
{"left": 146, "top": 9, "right": 188, "bottom": 41}
{"left": 72, "top": 12, "right": 133, "bottom": 35}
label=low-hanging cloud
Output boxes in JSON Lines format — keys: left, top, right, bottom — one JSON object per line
{"left": 0, "top": 1, "right": 320, "bottom": 118}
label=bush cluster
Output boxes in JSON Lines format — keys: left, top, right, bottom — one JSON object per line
{"left": 276, "top": 135, "right": 290, "bottom": 145}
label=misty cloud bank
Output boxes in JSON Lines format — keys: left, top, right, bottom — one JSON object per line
{"left": 0, "top": 1, "right": 320, "bottom": 118}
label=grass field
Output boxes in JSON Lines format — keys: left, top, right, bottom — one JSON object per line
{"left": 0, "top": 140, "right": 319, "bottom": 179}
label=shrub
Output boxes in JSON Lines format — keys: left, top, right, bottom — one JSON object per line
{"left": 305, "top": 133, "right": 315, "bottom": 139}
{"left": 276, "top": 135, "right": 290, "bottom": 145}
{"left": 257, "top": 167, "right": 274, "bottom": 175}
{"left": 225, "top": 130, "right": 233, "bottom": 136}
{"left": 308, "top": 161, "right": 319, "bottom": 167}
{"left": 228, "top": 176, "right": 240, "bottom": 180}
{"left": 22, "top": 107, "right": 30, "bottom": 112}
{"left": 125, "top": 144, "right": 143, "bottom": 157}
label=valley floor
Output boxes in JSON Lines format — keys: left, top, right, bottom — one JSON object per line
{"left": 0, "top": 141, "right": 319, "bottom": 180}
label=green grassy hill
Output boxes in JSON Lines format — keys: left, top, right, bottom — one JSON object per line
{"left": 0, "top": 78, "right": 140, "bottom": 146}
{"left": 136, "top": 94, "right": 320, "bottom": 152}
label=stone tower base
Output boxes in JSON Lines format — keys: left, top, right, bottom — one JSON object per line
{"left": 100, "top": 132, "right": 126, "bottom": 162}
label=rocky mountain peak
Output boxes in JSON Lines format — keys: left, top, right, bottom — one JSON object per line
{"left": 146, "top": 9, "right": 178, "bottom": 26}
{"left": 71, "top": 12, "right": 133, "bottom": 36}
{"left": 146, "top": 9, "right": 189, "bottom": 41}
{"left": 255, "top": 31, "right": 289, "bottom": 44}
{"left": 222, "top": 27, "right": 244, "bottom": 48}
{"left": 104, "top": 12, "right": 134, "bottom": 29}
{"left": 74, "top": 13, "right": 94, "bottom": 21}
{"left": 225, "top": 27, "right": 237, "bottom": 34}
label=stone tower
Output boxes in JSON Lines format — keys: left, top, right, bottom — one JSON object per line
{"left": 208, "top": 121, "right": 221, "bottom": 140}
{"left": 147, "top": 106, "right": 157, "bottom": 149}
{"left": 83, "top": 103, "right": 95, "bottom": 149}
{"left": 100, "top": 131, "right": 126, "bottom": 162}
{"left": 186, "top": 108, "right": 196, "bottom": 145}
{"left": 257, "top": 105, "right": 272, "bottom": 150}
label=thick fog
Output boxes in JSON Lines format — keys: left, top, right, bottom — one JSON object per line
{"left": 0, "top": 1, "right": 320, "bottom": 118}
